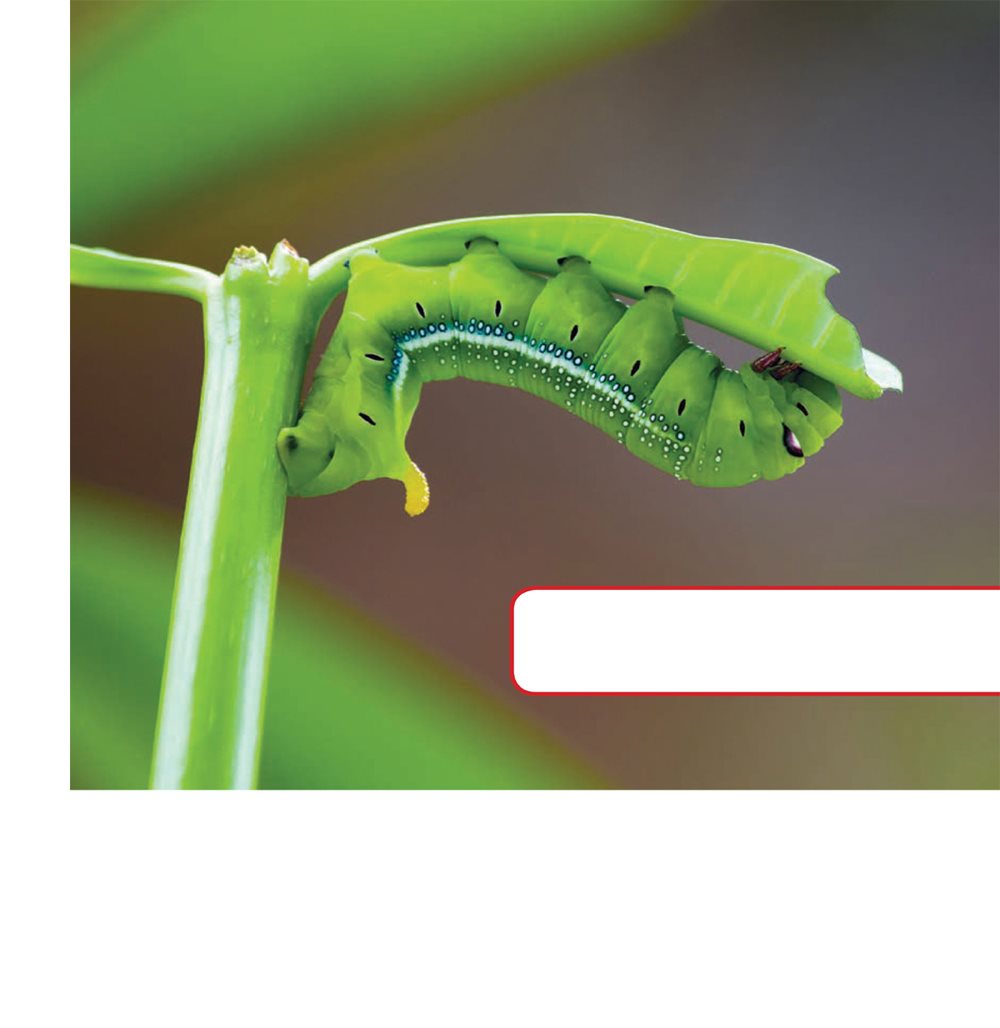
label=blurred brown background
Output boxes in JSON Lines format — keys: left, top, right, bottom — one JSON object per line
{"left": 72, "top": 1, "right": 999, "bottom": 787}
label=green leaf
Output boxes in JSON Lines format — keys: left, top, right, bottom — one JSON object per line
{"left": 308, "top": 213, "right": 903, "bottom": 399}
{"left": 71, "top": 492, "right": 604, "bottom": 789}
{"left": 71, "top": 0, "right": 695, "bottom": 236}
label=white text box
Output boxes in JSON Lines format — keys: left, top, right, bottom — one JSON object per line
{"left": 511, "top": 589, "right": 999, "bottom": 694}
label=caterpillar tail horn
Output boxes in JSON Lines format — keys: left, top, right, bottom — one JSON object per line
{"left": 401, "top": 460, "right": 430, "bottom": 517}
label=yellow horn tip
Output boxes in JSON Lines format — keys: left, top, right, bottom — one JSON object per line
{"left": 403, "top": 461, "right": 430, "bottom": 517}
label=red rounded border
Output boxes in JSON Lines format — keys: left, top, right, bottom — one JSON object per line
{"left": 509, "top": 585, "right": 1000, "bottom": 697}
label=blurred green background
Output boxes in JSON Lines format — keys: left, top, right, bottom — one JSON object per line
{"left": 71, "top": 0, "right": 999, "bottom": 789}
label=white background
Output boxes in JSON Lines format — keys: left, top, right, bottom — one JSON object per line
{"left": 513, "top": 588, "right": 1000, "bottom": 693}
{"left": 3, "top": 6, "right": 997, "bottom": 1027}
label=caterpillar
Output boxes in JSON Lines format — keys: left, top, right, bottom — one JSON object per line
{"left": 279, "top": 216, "right": 901, "bottom": 515}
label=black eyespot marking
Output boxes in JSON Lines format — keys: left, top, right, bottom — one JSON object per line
{"left": 327, "top": 450, "right": 335, "bottom": 461}
{"left": 783, "top": 424, "right": 804, "bottom": 457}
{"left": 557, "top": 256, "right": 569, "bottom": 267}
{"left": 495, "top": 300, "right": 502, "bottom": 317}
{"left": 415, "top": 302, "right": 426, "bottom": 318}
{"left": 286, "top": 434, "right": 298, "bottom": 452}
{"left": 569, "top": 324, "right": 579, "bottom": 342}
{"left": 359, "top": 412, "right": 376, "bottom": 426}
{"left": 739, "top": 420, "right": 746, "bottom": 436}
{"left": 630, "top": 360, "right": 641, "bottom": 376}
{"left": 796, "top": 402, "right": 809, "bottom": 416}
{"left": 677, "top": 398, "right": 687, "bottom": 415}
{"left": 364, "top": 353, "right": 385, "bottom": 361}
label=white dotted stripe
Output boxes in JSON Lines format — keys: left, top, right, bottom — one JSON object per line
{"left": 392, "top": 324, "right": 647, "bottom": 423}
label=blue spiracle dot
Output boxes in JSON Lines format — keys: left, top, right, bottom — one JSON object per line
{"left": 494, "top": 325, "right": 503, "bottom": 336}
{"left": 554, "top": 347, "right": 563, "bottom": 358}
{"left": 574, "top": 356, "right": 582, "bottom": 365}
{"left": 428, "top": 324, "right": 437, "bottom": 334}
{"left": 439, "top": 322, "right": 447, "bottom": 332}
{"left": 505, "top": 332, "right": 514, "bottom": 341}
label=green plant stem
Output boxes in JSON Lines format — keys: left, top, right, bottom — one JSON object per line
{"left": 70, "top": 243, "right": 216, "bottom": 302}
{"left": 149, "top": 243, "right": 313, "bottom": 789}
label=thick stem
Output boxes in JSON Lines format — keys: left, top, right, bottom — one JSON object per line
{"left": 150, "top": 242, "right": 312, "bottom": 789}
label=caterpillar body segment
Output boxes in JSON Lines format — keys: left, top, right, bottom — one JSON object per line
{"left": 308, "top": 214, "right": 903, "bottom": 399}
{"left": 449, "top": 238, "right": 544, "bottom": 384}
{"left": 280, "top": 242, "right": 849, "bottom": 513}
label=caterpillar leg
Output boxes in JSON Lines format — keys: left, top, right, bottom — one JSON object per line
{"left": 750, "top": 347, "right": 801, "bottom": 381}
{"left": 770, "top": 360, "right": 802, "bottom": 380}
{"left": 751, "top": 348, "right": 785, "bottom": 373}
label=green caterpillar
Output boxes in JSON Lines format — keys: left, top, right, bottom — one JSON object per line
{"left": 280, "top": 216, "right": 901, "bottom": 515}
